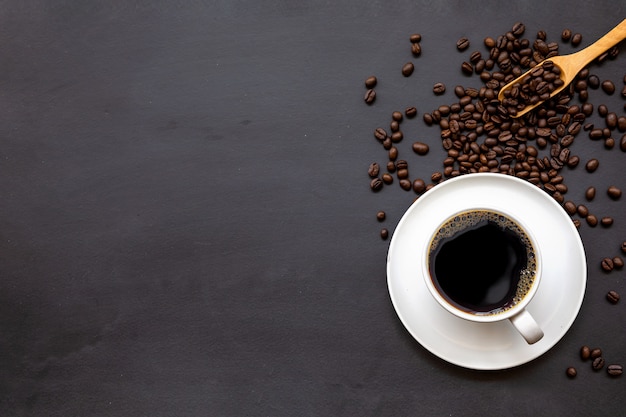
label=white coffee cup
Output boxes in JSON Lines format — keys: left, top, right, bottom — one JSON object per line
{"left": 422, "top": 208, "right": 544, "bottom": 344}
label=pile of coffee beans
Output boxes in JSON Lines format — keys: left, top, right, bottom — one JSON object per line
{"left": 362, "top": 21, "right": 625, "bottom": 372}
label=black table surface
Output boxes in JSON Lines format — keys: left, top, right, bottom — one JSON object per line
{"left": 2, "top": 1, "right": 625, "bottom": 415}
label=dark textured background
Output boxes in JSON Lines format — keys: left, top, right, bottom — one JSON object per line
{"left": 1, "top": 1, "right": 625, "bottom": 415}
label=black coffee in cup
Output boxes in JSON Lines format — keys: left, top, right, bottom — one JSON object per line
{"left": 427, "top": 210, "right": 538, "bottom": 315}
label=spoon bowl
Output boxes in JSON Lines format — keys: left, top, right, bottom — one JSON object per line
{"left": 498, "top": 19, "right": 626, "bottom": 118}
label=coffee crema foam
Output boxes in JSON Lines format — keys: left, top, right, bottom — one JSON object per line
{"left": 428, "top": 210, "right": 538, "bottom": 316}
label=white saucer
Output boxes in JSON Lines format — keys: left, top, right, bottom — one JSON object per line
{"left": 387, "top": 173, "right": 587, "bottom": 370}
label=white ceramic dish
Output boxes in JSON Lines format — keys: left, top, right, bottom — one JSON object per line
{"left": 387, "top": 173, "right": 587, "bottom": 370}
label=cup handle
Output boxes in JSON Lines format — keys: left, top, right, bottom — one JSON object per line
{"left": 509, "top": 309, "right": 544, "bottom": 344}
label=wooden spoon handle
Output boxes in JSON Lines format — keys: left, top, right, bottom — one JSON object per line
{"left": 568, "top": 18, "right": 626, "bottom": 70}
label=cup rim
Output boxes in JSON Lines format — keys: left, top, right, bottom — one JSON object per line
{"left": 422, "top": 207, "right": 542, "bottom": 323}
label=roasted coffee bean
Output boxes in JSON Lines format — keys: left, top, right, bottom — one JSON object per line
{"left": 613, "top": 256, "right": 624, "bottom": 269}
{"left": 577, "top": 205, "right": 589, "bottom": 217}
{"left": 386, "top": 161, "right": 396, "bottom": 173}
{"left": 376, "top": 211, "right": 386, "bottom": 221}
{"left": 592, "top": 357, "right": 605, "bottom": 371}
{"left": 601, "top": 257, "right": 614, "bottom": 271}
{"left": 370, "top": 177, "right": 383, "bottom": 191}
{"left": 618, "top": 116, "right": 626, "bottom": 132}
{"left": 564, "top": 201, "right": 577, "bottom": 215}
{"left": 585, "top": 214, "right": 598, "bottom": 227}
{"left": 391, "top": 131, "right": 403, "bottom": 142}
{"left": 433, "top": 83, "right": 446, "bottom": 95}
{"left": 405, "top": 106, "right": 418, "bottom": 118}
{"left": 622, "top": 241, "right": 626, "bottom": 254}
{"left": 402, "top": 62, "right": 414, "bottom": 77}
{"left": 388, "top": 146, "right": 398, "bottom": 160}
{"left": 431, "top": 172, "right": 443, "bottom": 182}
{"left": 412, "top": 142, "right": 430, "bottom": 155}
{"left": 511, "top": 22, "right": 525, "bottom": 36}
{"left": 571, "top": 33, "right": 582, "bottom": 46}
{"left": 395, "top": 160, "right": 408, "bottom": 170}
{"left": 461, "top": 61, "right": 474, "bottom": 75}
{"left": 411, "top": 42, "right": 422, "bottom": 56}
{"left": 606, "top": 112, "right": 618, "bottom": 129}
{"left": 580, "top": 345, "right": 591, "bottom": 360}
{"left": 585, "top": 158, "right": 599, "bottom": 172}
{"left": 399, "top": 179, "right": 412, "bottom": 191}
{"left": 585, "top": 186, "right": 596, "bottom": 201}
{"left": 368, "top": 162, "right": 380, "bottom": 177}
{"left": 591, "top": 348, "right": 603, "bottom": 359}
{"left": 374, "top": 127, "right": 387, "bottom": 141}
{"left": 365, "top": 76, "right": 377, "bottom": 89}
{"left": 396, "top": 168, "right": 409, "bottom": 179}
{"left": 607, "top": 290, "right": 620, "bottom": 304}
{"left": 601, "top": 217, "right": 613, "bottom": 227}
{"left": 605, "top": 137, "right": 615, "bottom": 149}
{"left": 382, "top": 173, "right": 393, "bottom": 184}
{"left": 601, "top": 80, "right": 615, "bottom": 94}
{"left": 364, "top": 89, "right": 376, "bottom": 104}
{"left": 621, "top": 134, "right": 626, "bottom": 151}
{"left": 456, "top": 37, "right": 470, "bottom": 51}
{"left": 412, "top": 178, "right": 426, "bottom": 194}
{"left": 380, "top": 228, "right": 389, "bottom": 240}
{"left": 409, "top": 33, "right": 422, "bottom": 43}
{"left": 566, "top": 367, "right": 577, "bottom": 378}
{"left": 561, "top": 28, "right": 572, "bottom": 41}
{"left": 392, "top": 111, "right": 403, "bottom": 122}
{"left": 607, "top": 364, "right": 623, "bottom": 377}
{"left": 607, "top": 185, "right": 622, "bottom": 200}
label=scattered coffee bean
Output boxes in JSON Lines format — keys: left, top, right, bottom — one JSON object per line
{"left": 607, "top": 185, "right": 622, "bottom": 200}
{"left": 622, "top": 241, "right": 626, "bottom": 254}
{"left": 564, "top": 201, "right": 577, "bottom": 215}
{"left": 561, "top": 29, "right": 572, "bottom": 42}
{"left": 601, "top": 257, "right": 614, "bottom": 272}
{"left": 571, "top": 33, "right": 583, "bottom": 46}
{"left": 585, "top": 159, "right": 599, "bottom": 173}
{"left": 577, "top": 205, "right": 589, "bottom": 217}
{"left": 580, "top": 345, "right": 591, "bottom": 360}
{"left": 433, "top": 83, "right": 446, "bottom": 95}
{"left": 412, "top": 178, "right": 426, "bottom": 194}
{"left": 382, "top": 173, "right": 393, "bottom": 184}
{"left": 586, "top": 214, "right": 598, "bottom": 227}
{"left": 374, "top": 127, "right": 387, "bottom": 141}
{"left": 405, "top": 106, "right": 418, "bottom": 118}
{"left": 607, "top": 290, "right": 620, "bottom": 304}
{"left": 601, "top": 217, "right": 613, "bottom": 227}
{"left": 402, "top": 62, "right": 414, "bottom": 77}
{"left": 392, "top": 111, "right": 403, "bottom": 122}
{"left": 399, "top": 179, "right": 412, "bottom": 191}
{"left": 368, "top": 162, "right": 380, "bottom": 177}
{"left": 601, "top": 80, "right": 615, "bottom": 94}
{"left": 364, "top": 89, "right": 376, "bottom": 104}
{"left": 585, "top": 186, "right": 596, "bottom": 201}
{"left": 612, "top": 256, "right": 624, "bottom": 269}
{"left": 592, "top": 357, "right": 605, "bottom": 371}
{"left": 380, "top": 228, "right": 389, "bottom": 240}
{"left": 412, "top": 142, "right": 430, "bottom": 155}
{"left": 591, "top": 348, "right": 602, "bottom": 359}
{"left": 370, "top": 177, "right": 383, "bottom": 191}
{"left": 365, "top": 76, "right": 377, "bottom": 89}
{"left": 376, "top": 211, "right": 386, "bottom": 221}
{"left": 456, "top": 37, "right": 470, "bottom": 51}
{"left": 566, "top": 367, "right": 577, "bottom": 378}
{"left": 411, "top": 43, "right": 422, "bottom": 56}
{"left": 607, "top": 364, "right": 623, "bottom": 377}
{"left": 409, "top": 33, "right": 421, "bottom": 43}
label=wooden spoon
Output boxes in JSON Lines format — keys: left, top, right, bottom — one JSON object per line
{"left": 498, "top": 19, "right": 626, "bottom": 118}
